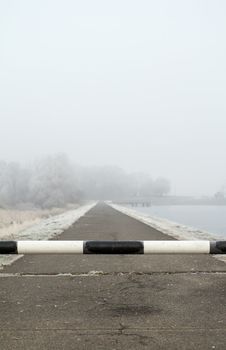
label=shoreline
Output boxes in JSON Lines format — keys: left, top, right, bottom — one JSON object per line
{"left": 109, "top": 202, "right": 226, "bottom": 264}
{"left": 109, "top": 203, "right": 222, "bottom": 241}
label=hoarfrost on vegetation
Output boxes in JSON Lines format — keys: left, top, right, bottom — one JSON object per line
{"left": 0, "top": 207, "right": 73, "bottom": 240}
{"left": 0, "top": 202, "right": 96, "bottom": 268}
{"left": 0, "top": 155, "right": 170, "bottom": 209}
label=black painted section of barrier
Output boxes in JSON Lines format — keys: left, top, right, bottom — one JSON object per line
{"left": 210, "top": 241, "right": 226, "bottom": 254}
{"left": 84, "top": 241, "right": 144, "bottom": 254}
{"left": 0, "top": 241, "right": 18, "bottom": 254}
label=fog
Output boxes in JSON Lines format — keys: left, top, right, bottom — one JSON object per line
{"left": 0, "top": 0, "right": 226, "bottom": 199}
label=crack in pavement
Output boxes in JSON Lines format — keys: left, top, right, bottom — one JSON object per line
{"left": 0, "top": 327, "right": 226, "bottom": 332}
{"left": 0, "top": 271, "right": 226, "bottom": 277}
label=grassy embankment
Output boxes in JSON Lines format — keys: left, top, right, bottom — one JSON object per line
{"left": 0, "top": 205, "right": 79, "bottom": 240}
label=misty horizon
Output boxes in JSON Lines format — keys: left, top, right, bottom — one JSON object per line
{"left": 0, "top": 153, "right": 223, "bottom": 200}
{"left": 1, "top": 1, "right": 226, "bottom": 197}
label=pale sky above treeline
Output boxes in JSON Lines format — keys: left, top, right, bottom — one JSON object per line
{"left": 0, "top": 0, "right": 225, "bottom": 196}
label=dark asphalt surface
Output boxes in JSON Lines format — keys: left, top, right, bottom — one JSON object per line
{"left": 1, "top": 202, "right": 226, "bottom": 349}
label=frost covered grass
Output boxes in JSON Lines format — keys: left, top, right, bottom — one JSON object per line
{"left": 0, "top": 206, "right": 81, "bottom": 240}
{"left": 0, "top": 202, "right": 96, "bottom": 268}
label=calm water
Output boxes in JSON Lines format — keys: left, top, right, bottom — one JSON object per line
{"left": 129, "top": 205, "right": 226, "bottom": 238}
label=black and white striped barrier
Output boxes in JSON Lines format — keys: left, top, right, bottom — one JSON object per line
{"left": 0, "top": 241, "right": 226, "bottom": 254}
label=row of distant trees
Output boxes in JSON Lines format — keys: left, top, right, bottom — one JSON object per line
{"left": 0, "top": 154, "right": 170, "bottom": 209}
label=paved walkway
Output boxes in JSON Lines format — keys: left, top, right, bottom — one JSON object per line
{"left": 0, "top": 202, "right": 226, "bottom": 349}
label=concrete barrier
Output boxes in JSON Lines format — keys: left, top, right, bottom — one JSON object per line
{"left": 0, "top": 240, "right": 226, "bottom": 254}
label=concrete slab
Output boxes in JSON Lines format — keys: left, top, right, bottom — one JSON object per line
{"left": 0, "top": 274, "right": 225, "bottom": 349}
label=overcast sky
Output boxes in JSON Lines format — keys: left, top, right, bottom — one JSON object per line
{"left": 0, "top": 0, "right": 226, "bottom": 196}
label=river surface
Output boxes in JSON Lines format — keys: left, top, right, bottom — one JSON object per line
{"left": 127, "top": 205, "right": 226, "bottom": 238}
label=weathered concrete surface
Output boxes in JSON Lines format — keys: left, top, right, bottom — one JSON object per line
{"left": 1, "top": 202, "right": 226, "bottom": 349}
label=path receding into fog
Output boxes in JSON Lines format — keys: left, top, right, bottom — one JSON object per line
{"left": 1, "top": 202, "right": 226, "bottom": 349}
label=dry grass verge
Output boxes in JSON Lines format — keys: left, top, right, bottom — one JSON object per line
{"left": 0, "top": 205, "right": 79, "bottom": 239}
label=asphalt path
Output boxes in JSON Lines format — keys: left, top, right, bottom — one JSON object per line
{"left": 1, "top": 202, "right": 226, "bottom": 349}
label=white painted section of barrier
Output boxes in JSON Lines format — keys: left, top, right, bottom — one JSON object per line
{"left": 143, "top": 240, "right": 210, "bottom": 254}
{"left": 17, "top": 241, "right": 83, "bottom": 254}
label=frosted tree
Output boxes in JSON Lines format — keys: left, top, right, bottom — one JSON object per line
{"left": 28, "top": 154, "right": 79, "bottom": 208}
{"left": 0, "top": 161, "right": 29, "bottom": 206}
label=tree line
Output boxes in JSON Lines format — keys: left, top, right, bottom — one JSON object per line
{"left": 0, "top": 154, "right": 170, "bottom": 209}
